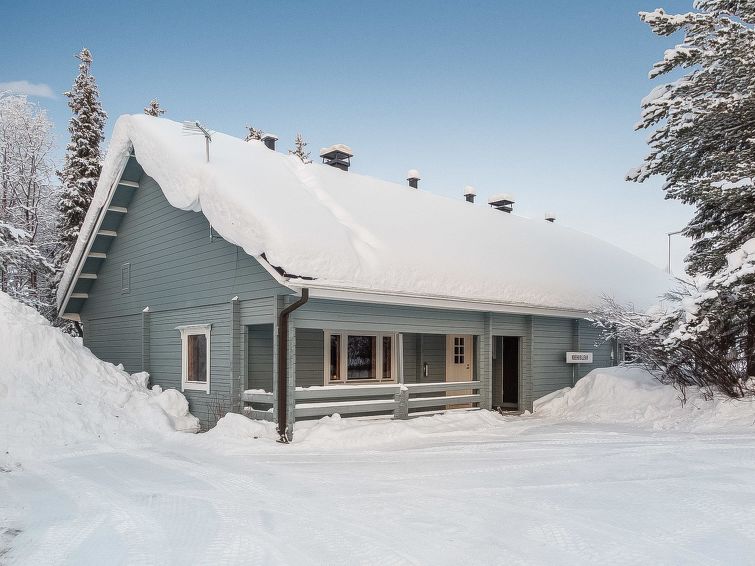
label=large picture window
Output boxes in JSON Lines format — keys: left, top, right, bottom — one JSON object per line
{"left": 325, "top": 331, "right": 396, "bottom": 384}
{"left": 177, "top": 324, "right": 212, "bottom": 392}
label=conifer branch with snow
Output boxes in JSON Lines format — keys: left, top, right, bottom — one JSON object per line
{"left": 244, "top": 125, "right": 263, "bottom": 141}
{"left": 144, "top": 99, "right": 165, "bottom": 117}
{"left": 289, "top": 133, "right": 311, "bottom": 163}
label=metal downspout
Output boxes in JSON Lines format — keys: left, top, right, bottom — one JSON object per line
{"left": 277, "top": 288, "right": 309, "bottom": 442}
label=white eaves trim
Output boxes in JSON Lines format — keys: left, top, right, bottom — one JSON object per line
{"left": 286, "top": 282, "right": 591, "bottom": 319}
{"left": 57, "top": 150, "right": 132, "bottom": 316}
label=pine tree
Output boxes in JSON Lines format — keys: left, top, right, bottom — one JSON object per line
{"left": 55, "top": 48, "right": 107, "bottom": 273}
{"left": 628, "top": 2, "right": 755, "bottom": 276}
{"left": 289, "top": 133, "right": 311, "bottom": 163}
{"left": 144, "top": 98, "right": 165, "bottom": 117}
{"left": 610, "top": 1, "right": 755, "bottom": 388}
{"left": 245, "top": 125, "right": 263, "bottom": 141}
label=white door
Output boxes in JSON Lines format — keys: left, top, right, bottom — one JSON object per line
{"left": 446, "top": 335, "right": 474, "bottom": 381}
{"left": 446, "top": 335, "right": 473, "bottom": 408}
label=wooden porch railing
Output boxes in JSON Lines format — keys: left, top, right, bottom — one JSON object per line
{"left": 241, "top": 380, "right": 482, "bottom": 421}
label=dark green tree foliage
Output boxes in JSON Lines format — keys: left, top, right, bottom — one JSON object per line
{"left": 628, "top": 1, "right": 755, "bottom": 276}
{"left": 604, "top": 1, "right": 755, "bottom": 395}
{"left": 56, "top": 48, "right": 107, "bottom": 271}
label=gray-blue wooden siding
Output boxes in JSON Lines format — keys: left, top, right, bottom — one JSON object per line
{"left": 78, "top": 168, "right": 615, "bottom": 429}
{"left": 79, "top": 172, "right": 287, "bottom": 427}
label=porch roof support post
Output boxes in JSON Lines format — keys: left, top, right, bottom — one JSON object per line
{"left": 394, "top": 333, "right": 409, "bottom": 419}
{"left": 481, "top": 313, "right": 493, "bottom": 410}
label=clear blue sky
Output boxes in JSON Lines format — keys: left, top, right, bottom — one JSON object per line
{"left": 1, "top": 0, "right": 694, "bottom": 272}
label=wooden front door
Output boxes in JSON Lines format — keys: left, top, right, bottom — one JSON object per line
{"left": 446, "top": 335, "right": 473, "bottom": 408}
{"left": 446, "top": 335, "right": 474, "bottom": 381}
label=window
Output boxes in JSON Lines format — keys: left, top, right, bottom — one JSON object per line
{"left": 621, "top": 344, "right": 639, "bottom": 364}
{"left": 177, "top": 324, "right": 211, "bottom": 392}
{"left": 325, "top": 331, "right": 396, "bottom": 384}
{"left": 121, "top": 263, "right": 131, "bottom": 294}
{"left": 453, "top": 336, "right": 465, "bottom": 364}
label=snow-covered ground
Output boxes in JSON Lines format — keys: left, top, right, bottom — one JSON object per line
{"left": 3, "top": 293, "right": 755, "bottom": 565}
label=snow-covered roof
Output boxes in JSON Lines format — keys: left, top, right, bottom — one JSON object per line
{"left": 319, "top": 143, "right": 353, "bottom": 157}
{"left": 488, "top": 193, "right": 515, "bottom": 204}
{"left": 59, "top": 115, "right": 672, "bottom": 315}
{"left": 463, "top": 185, "right": 477, "bottom": 196}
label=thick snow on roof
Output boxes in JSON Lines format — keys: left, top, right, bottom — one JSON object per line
{"left": 61, "top": 115, "right": 671, "bottom": 313}
{"left": 319, "top": 143, "right": 353, "bottom": 157}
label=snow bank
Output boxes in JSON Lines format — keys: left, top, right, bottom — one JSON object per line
{"left": 0, "top": 292, "right": 199, "bottom": 461}
{"left": 200, "top": 410, "right": 508, "bottom": 452}
{"left": 535, "top": 366, "right": 755, "bottom": 431}
{"left": 60, "top": 115, "right": 671, "bottom": 313}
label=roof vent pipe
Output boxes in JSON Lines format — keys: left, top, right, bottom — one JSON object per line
{"left": 488, "top": 193, "right": 515, "bottom": 213}
{"left": 545, "top": 212, "right": 556, "bottom": 223}
{"left": 407, "top": 169, "right": 420, "bottom": 189}
{"left": 262, "top": 134, "right": 278, "bottom": 151}
{"left": 463, "top": 185, "right": 476, "bottom": 203}
{"left": 320, "top": 144, "right": 353, "bottom": 171}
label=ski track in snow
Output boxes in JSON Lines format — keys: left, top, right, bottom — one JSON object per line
{"left": 2, "top": 422, "right": 755, "bottom": 565}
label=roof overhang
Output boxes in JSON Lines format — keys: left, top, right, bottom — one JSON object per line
{"left": 57, "top": 149, "right": 134, "bottom": 318}
{"left": 285, "top": 281, "right": 591, "bottom": 319}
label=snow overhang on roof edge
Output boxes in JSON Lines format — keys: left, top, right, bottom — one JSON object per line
{"left": 59, "top": 114, "right": 673, "bottom": 316}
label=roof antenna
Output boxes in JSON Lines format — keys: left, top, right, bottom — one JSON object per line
{"left": 182, "top": 121, "right": 213, "bottom": 162}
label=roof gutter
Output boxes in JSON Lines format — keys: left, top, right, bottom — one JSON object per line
{"left": 277, "top": 288, "right": 309, "bottom": 443}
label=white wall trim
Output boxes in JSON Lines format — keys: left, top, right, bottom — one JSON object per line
{"left": 176, "top": 324, "right": 212, "bottom": 393}
{"left": 323, "top": 330, "right": 398, "bottom": 386}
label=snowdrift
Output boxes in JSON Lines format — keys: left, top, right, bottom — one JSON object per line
{"left": 0, "top": 292, "right": 199, "bottom": 460}
{"left": 535, "top": 366, "right": 755, "bottom": 431}
{"left": 200, "top": 410, "right": 509, "bottom": 452}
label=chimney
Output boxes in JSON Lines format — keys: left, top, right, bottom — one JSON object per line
{"left": 545, "top": 212, "right": 556, "bottom": 223}
{"left": 488, "top": 193, "right": 515, "bottom": 213}
{"left": 463, "top": 185, "right": 476, "bottom": 203}
{"left": 320, "top": 144, "right": 353, "bottom": 171}
{"left": 261, "top": 133, "right": 278, "bottom": 151}
{"left": 407, "top": 169, "right": 420, "bottom": 188}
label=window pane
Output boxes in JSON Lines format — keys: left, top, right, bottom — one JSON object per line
{"left": 382, "top": 336, "right": 392, "bottom": 379}
{"left": 347, "top": 335, "right": 376, "bottom": 379}
{"left": 330, "top": 334, "right": 341, "bottom": 381}
{"left": 187, "top": 334, "right": 207, "bottom": 382}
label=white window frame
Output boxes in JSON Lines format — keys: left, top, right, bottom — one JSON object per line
{"left": 176, "top": 324, "right": 212, "bottom": 393}
{"left": 323, "top": 330, "right": 398, "bottom": 385}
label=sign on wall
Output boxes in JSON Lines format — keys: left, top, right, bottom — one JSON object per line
{"left": 566, "top": 351, "right": 593, "bottom": 364}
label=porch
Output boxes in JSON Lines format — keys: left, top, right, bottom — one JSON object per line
{"left": 241, "top": 323, "right": 521, "bottom": 432}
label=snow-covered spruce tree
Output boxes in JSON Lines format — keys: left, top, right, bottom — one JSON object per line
{"left": 0, "top": 94, "right": 56, "bottom": 313}
{"left": 600, "top": 2, "right": 755, "bottom": 394}
{"left": 144, "top": 98, "right": 165, "bottom": 117}
{"left": 629, "top": 2, "right": 755, "bottom": 276}
{"left": 289, "top": 133, "right": 311, "bottom": 163}
{"left": 244, "top": 125, "right": 263, "bottom": 141}
{"left": 56, "top": 48, "right": 107, "bottom": 276}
